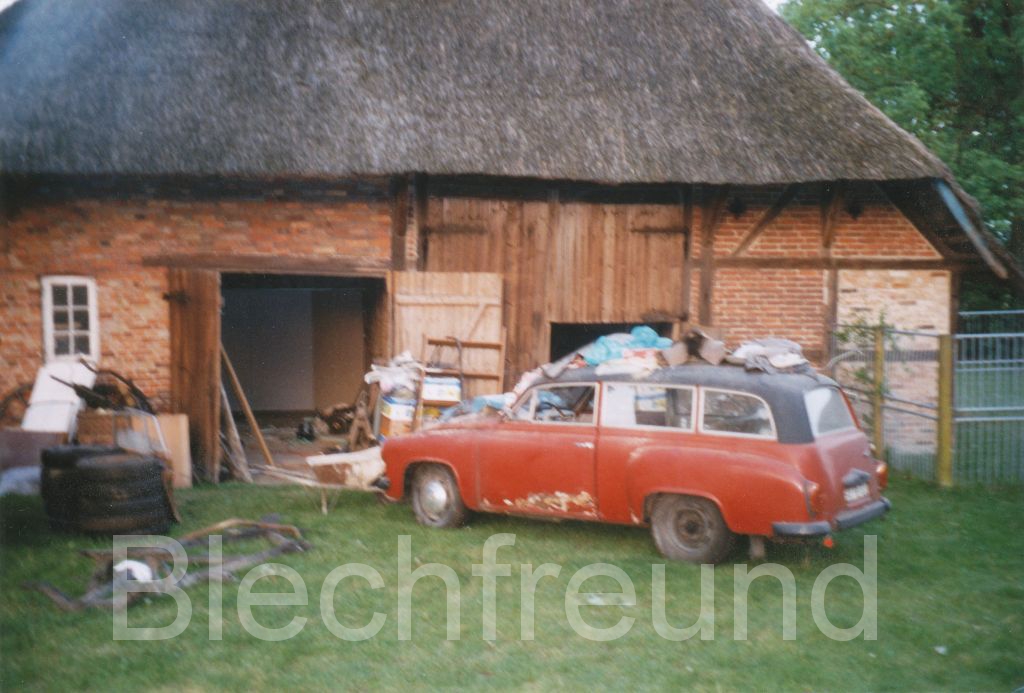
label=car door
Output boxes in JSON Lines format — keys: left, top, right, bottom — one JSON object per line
{"left": 476, "top": 382, "right": 599, "bottom": 519}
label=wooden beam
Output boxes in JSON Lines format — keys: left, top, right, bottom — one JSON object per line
{"left": 680, "top": 185, "right": 694, "bottom": 322}
{"left": 698, "top": 185, "right": 730, "bottom": 325}
{"left": 406, "top": 173, "right": 429, "bottom": 270}
{"left": 877, "top": 181, "right": 959, "bottom": 260}
{"left": 949, "top": 270, "right": 962, "bottom": 334}
{"left": 934, "top": 180, "right": 1007, "bottom": 278}
{"left": 821, "top": 181, "right": 846, "bottom": 251}
{"left": 731, "top": 184, "right": 800, "bottom": 257}
{"left": 826, "top": 268, "right": 839, "bottom": 363}
{"left": 390, "top": 176, "right": 409, "bottom": 271}
{"left": 715, "top": 257, "right": 973, "bottom": 271}
{"left": 221, "top": 345, "right": 275, "bottom": 468}
{"left": 143, "top": 253, "right": 389, "bottom": 277}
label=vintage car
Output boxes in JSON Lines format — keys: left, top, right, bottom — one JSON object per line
{"left": 380, "top": 364, "right": 890, "bottom": 563}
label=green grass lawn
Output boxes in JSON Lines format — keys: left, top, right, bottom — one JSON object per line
{"left": 2, "top": 477, "right": 1022, "bottom": 691}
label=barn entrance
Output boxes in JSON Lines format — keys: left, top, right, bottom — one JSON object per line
{"left": 549, "top": 322, "right": 673, "bottom": 362}
{"left": 220, "top": 274, "right": 386, "bottom": 424}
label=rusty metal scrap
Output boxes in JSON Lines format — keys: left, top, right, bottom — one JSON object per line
{"left": 24, "top": 517, "right": 310, "bottom": 612}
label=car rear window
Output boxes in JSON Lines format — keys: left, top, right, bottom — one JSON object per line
{"left": 804, "top": 387, "right": 856, "bottom": 437}
{"left": 700, "top": 389, "right": 775, "bottom": 439}
{"left": 600, "top": 383, "right": 695, "bottom": 430}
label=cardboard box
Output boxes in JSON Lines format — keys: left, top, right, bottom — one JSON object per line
{"left": 421, "top": 376, "right": 462, "bottom": 405}
{"left": 379, "top": 396, "right": 416, "bottom": 439}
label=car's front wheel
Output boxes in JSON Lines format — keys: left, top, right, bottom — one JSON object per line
{"left": 410, "top": 464, "right": 467, "bottom": 528}
{"left": 650, "top": 495, "right": 734, "bottom": 563}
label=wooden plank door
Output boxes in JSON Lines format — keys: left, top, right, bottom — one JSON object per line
{"left": 391, "top": 271, "right": 504, "bottom": 397}
{"left": 168, "top": 268, "right": 222, "bottom": 481}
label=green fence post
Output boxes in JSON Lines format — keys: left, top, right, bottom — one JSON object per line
{"left": 872, "top": 325, "right": 886, "bottom": 459}
{"left": 936, "top": 334, "right": 954, "bottom": 487}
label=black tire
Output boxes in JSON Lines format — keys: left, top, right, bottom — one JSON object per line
{"left": 40, "top": 451, "right": 172, "bottom": 535}
{"left": 410, "top": 465, "right": 467, "bottom": 528}
{"left": 41, "top": 466, "right": 79, "bottom": 530}
{"left": 78, "top": 494, "right": 169, "bottom": 519}
{"left": 75, "top": 454, "right": 165, "bottom": 482}
{"left": 76, "top": 477, "right": 167, "bottom": 503}
{"left": 78, "top": 509, "right": 172, "bottom": 535}
{"left": 650, "top": 495, "right": 734, "bottom": 564}
{"left": 42, "top": 445, "right": 120, "bottom": 470}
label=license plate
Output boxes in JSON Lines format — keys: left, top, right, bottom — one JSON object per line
{"left": 844, "top": 483, "right": 869, "bottom": 504}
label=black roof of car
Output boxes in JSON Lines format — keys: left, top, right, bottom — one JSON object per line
{"left": 538, "top": 363, "right": 845, "bottom": 444}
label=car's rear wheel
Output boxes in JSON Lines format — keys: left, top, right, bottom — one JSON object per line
{"left": 650, "top": 495, "right": 734, "bottom": 563}
{"left": 410, "top": 464, "right": 467, "bottom": 528}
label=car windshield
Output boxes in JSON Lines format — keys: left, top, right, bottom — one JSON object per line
{"left": 512, "top": 384, "right": 596, "bottom": 424}
{"left": 804, "top": 387, "right": 856, "bottom": 437}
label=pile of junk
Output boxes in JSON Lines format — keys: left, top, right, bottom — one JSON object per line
{"left": 324, "top": 325, "right": 814, "bottom": 439}
{"left": 0, "top": 359, "right": 183, "bottom": 535}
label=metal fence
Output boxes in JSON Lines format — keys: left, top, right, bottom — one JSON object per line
{"left": 958, "top": 309, "right": 1024, "bottom": 334}
{"left": 955, "top": 330, "right": 1024, "bottom": 483}
{"left": 831, "top": 314, "right": 1024, "bottom": 486}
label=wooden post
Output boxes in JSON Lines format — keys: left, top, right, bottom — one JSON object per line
{"left": 872, "top": 325, "right": 886, "bottom": 458}
{"left": 219, "top": 384, "right": 253, "bottom": 483}
{"left": 221, "top": 345, "right": 276, "bottom": 468}
{"left": 936, "top": 334, "right": 955, "bottom": 488}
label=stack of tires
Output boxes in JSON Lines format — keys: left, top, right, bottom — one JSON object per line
{"left": 41, "top": 446, "right": 174, "bottom": 535}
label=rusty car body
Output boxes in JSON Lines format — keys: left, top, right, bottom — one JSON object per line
{"left": 381, "top": 364, "right": 890, "bottom": 562}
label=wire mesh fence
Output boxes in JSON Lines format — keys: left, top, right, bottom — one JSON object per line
{"left": 954, "top": 331, "right": 1024, "bottom": 483}
{"left": 831, "top": 315, "right": 1024, "bottom": 486}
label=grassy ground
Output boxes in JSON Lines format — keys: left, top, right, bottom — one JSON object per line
{"left": 2, "top": 477, "right": 1022, "bottom": 691}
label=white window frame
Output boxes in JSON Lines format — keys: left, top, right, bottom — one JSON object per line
{"left": 698, "top": 387, "right": 777, "bottom": 440}
{"left": 41, "top": 275, "right": 99, "bottom": 363}
{"left": 598, "top": 382, "right": 697, "bottom": 433}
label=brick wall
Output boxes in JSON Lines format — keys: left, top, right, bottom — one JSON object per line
{"left": 1, "top": 180, "right": 391, "bottom": 410}
{"left": 713, "top": 268, "right": 828, "bottom": 354}
{"left": 692, "top": 184, "right": 948, "bottom": 359}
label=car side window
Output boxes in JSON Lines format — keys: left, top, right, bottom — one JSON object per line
{"left": 515, "top": 384, "right": 597, "bottom": 425}
{"left": 600, "top": 383, "right": 695, "bottom": 430}
{"left": 701, "top": 389, "right": 775, "bottom": 439}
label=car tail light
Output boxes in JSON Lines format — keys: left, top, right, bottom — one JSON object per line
{"left": 804, "top": 481, "right": 824, "bottom": 518}
{"left": 876, "top": 462, "right": 889, "bottom": 490}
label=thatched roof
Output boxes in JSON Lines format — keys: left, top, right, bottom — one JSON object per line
{"left": 0, "top": 0, "right": 953, "bottom": 184}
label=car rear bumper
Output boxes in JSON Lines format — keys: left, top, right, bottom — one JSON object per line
{"left": 772, "top": 497, "right": 891, "bottom": 537}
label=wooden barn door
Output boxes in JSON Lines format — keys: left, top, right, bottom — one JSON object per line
{"left": 391, "top": 272, "right": 505, "bottom": 397}
{"left": 167, "top": 268, "right": 222, "bottom": 481}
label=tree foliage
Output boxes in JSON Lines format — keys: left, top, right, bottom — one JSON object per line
{"left": 781, "top": 0, "right": 1024, "bottom": 307}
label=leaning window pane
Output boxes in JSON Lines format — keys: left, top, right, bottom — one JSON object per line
{"left": 72, "top": 285, "right": 88, "bottom": 306}
{"left": 667, "top": 388, "right": 694, "bottom": 429}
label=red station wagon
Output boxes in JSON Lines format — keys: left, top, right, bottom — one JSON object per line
{"left": 381, "top": 364, "right": 890, "bottom": 563}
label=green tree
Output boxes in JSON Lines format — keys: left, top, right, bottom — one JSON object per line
{"left": 781, "top": 0, "right": 1024, "bottom": 308}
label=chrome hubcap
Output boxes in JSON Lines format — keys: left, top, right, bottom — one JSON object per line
{"left": 421, "top": 479, "right": 450, "bottom": 516}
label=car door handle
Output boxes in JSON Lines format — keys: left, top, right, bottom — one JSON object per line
{"left": 574, "top": 442, "right": 595, "bottom": 449}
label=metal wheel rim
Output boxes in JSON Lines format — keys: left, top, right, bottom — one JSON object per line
{"left": 420, "top": 478, "right": 450, "bottom": 519}
{"left": 673, "top": 507, "right": 711, "bottom": 548}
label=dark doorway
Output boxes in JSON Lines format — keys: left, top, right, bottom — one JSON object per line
{"left": 220, "top": 274, "right": 384, "bottom": 420}
{"left": 549, "top": 322, "right": 673, "bottom": 362}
